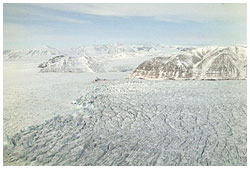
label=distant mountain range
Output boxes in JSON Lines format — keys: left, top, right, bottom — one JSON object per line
{"left": 3, "top": 46, "right": 62, "bottom": 61}
{"left": 40, "top": 44, "right": 182, "bottom": 73}
{"left": 4, "top": 45, "right": 247, "bottom": 79}
{"left": 4, "top": 44, "right": 181, "bottom": 72}
{"left": 3, "top": 44, "right": 175, "bottom": 61}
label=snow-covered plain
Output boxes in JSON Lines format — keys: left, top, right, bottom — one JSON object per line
{"left": 3, "top": 44, "right": 247, "bottom": 166}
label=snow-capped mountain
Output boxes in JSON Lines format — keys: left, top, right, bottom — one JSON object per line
{"left": 3, "top": 45, "right": 62, "bottom": 62}
{"left": 131, "top": 46, "right": 247, "bottom": 80}
{"left": 38, "top": 55, "right": 104, "bottom": 73}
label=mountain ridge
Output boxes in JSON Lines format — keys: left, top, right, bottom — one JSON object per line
{"left": 131, "top": 46, "right": 247, "bottom": 80}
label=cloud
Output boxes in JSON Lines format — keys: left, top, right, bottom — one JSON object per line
{"left": 32, "top": 3, "right": 246, "bottom": 23}
{"left": 3, "top": 3, "right": 247, "bottom": 49}
{"left": 3, "top": 4, "right": 88, "bottom": 24}
{"left": 4, "top": 3, "right": 246, "bottom": 24}
{"left": 33, "top": 13, "right": 88, "bottom": 24}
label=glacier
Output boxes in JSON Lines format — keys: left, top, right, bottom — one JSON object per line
{"left": 3, "top": 44, "right": 247, "bottom": 166}
{"left": 3, "top": 79, "right": 247, "bottom": 165}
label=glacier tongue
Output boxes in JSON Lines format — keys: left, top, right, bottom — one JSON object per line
{"left": 3, "top": 79, "right": 247, "bottom": 166}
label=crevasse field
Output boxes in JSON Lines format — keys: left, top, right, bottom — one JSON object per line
{"left": 3, "top": 61, "right": 247, "bottom": 166}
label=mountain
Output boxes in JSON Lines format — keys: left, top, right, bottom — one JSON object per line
{"left": 3, "top": 46, "right": 62, "bottom": 62}
{"left": 131, "top": 46, "right": 247, "bottom": 80}
{"left": 38, "top": 55, "right": 104, "bottom": 73}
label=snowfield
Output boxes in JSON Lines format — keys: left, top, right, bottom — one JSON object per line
{"left": 3, "top": 79, "right": 247, "bottom": 166}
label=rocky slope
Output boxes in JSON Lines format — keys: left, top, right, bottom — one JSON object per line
{"left": 131, "top": 46, "right": 247, "bottom": 80}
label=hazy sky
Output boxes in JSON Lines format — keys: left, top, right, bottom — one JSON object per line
{"left": 3, "top": 3, "right": 247, "bottom": 50}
